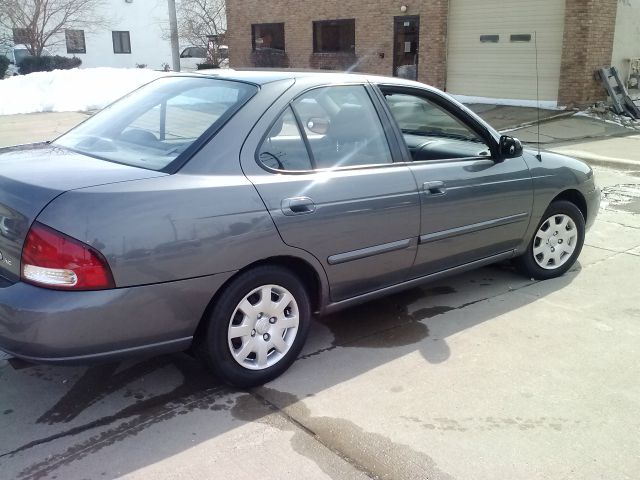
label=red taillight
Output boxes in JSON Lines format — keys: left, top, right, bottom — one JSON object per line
{"left": 21, "top": 222, "right": 115, "bottom": 290}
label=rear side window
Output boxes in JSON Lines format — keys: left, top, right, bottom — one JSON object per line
{"left": 258, "top": 85, "right": 392, "bottom": 172}
{"left": 293, "top": 86, "right": 392, "bottom": 169}
{"left": 258, "top": 107, "right": 313, "bottom": 171}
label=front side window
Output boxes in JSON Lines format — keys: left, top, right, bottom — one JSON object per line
{"left": 313, "top": 19, "right": 355, "bottom": 53}
{"left": 65, "top": 29, "right": 86, "bottom": 54}
{"left": 112, "top": 31, "right": 131, "bottom": 54}
{"left": 257, "top": 85, "right": 392, "bottom": 171}
{"left": 252, "top": 23, "right": 285, "bottom": 51}
{"left": 383, "top": 91, "right": 489, "bottom": 160}
{"left": 55, "top": 77, "right": 257, "bottom": 171}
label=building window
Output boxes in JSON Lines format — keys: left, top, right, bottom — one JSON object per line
{"left": 251, "top": 23, "right": 285, "bottom": 51}
{"left": 480, "top": 34, "right": 499, "bottom": 43}
{"left": 12, "top": 28, "right": 30, "bottom": 44}
{"left": 510, "top": 34, "right": 532, "bottom": 43}
{"left": 65, "top": 30, "right": 86, "bottom": 54}
{"left": 112, "top": 31, "right": 131, "bottom": 54}
{"left": 313, "top": 19, "right": 355, "bottom": 53}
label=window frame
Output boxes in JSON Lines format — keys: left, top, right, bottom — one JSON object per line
{"left": 112, "top": 31, "right": 131, "bottom": 54}
{"left": 251, "top": 22, "right": 286, "bottom": 52}
{"left": 373, "top": 84, "right": 500, "bottom": 164}
{"left": 312, "top": 18, "right": 356, "bottom": 54}
{"left": 254, "top": 83, "right": 404, "bottom": 175}
{"left": 480, "top": 34, "right": 499, "bottom": 43}
{"left": 12, "top": 28, "right": 30, "bottom": 45}
{"left": 510, "top": 34, "right": 532, "bottom": 43}
{"left": 65, "top": 29, "right": 86, "bottom": 54}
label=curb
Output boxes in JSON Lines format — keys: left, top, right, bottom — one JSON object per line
{"left": 547, "top": 149, "right": 640, "bottom": 171}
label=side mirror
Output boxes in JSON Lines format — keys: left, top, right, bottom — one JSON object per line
{"left": 498, "top": 135, "right": 523, "bottom": 160}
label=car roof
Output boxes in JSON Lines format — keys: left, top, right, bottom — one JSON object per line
{"left": 190, "top": 68, "right": 437, "bottom": 91}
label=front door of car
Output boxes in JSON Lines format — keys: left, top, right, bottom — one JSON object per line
{"left": 378, "top": 86, "right": 534, "bottom": 278}
{"left": 240, "top": 84, "right": 420, "bottom": 302}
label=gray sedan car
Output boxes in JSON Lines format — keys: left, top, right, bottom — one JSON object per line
{"left": 0, "top": 71, "right": 599, "bottom": 386}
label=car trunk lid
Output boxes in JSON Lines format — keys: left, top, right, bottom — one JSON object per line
{"left": 0, "top": 143, "right": 166, "bottom": 282}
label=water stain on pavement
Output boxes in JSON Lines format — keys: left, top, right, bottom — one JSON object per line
{"left": 400, "top": 415, "right": 580, "bottom": 433}
{"left": 232, "top": 387, "right": 455, "bottom": 480}
{"left": 317, "top": 288, "right": 442, "bottom": 350}
{"left": 9, "top": 354, "right": 230, "bottom": 480}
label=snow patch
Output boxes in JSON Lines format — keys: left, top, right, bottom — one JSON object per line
{"left": 452, "top": 94, "right": 562, "bottom": 110}
{"left": 0, "top": 68, "right": 168, "bottom": 115}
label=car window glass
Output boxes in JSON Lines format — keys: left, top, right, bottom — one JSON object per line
{"left": 192, "top": 47, "right": 207, "bottom": 58}
{"left": 55, "top": 78, "right": 256, "bottom": 171}
{"left": 257, "top": 107, "right": 313, "bottom": 171}
{"left": 384, "top": 92, "right": 490, "bottom": 161}
{"left": 292, "top": 85, "right": 392, "bottom": 169}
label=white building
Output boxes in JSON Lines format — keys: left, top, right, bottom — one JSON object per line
{"left": 7, "top": 0, "right": 175, "bottom": 70}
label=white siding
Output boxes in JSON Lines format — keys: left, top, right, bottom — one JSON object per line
{"left": 447, "top": 0, "right": 566, "bottom": 102}
{"left": 10, "top": 0, "right": 174, "bottom": 70}
{"left": 72, "top": 0, "right": 173, "bottom": 69}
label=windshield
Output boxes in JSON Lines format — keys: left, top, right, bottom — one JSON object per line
{"left": 54, "top": 77, "right": 258, "bottom": 171}
{"left": 13, "top": 48, "right": 31, "bottom": 64}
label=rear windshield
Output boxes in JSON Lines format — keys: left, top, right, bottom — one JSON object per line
{"left": 54, "top": 77, "right": 257, "bottom": 171}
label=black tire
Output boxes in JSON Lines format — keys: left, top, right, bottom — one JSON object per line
{"left": 513, "top": 200, "right": 585, "bottom": 280}
{"left": 196, "top": 265, "right": 311, "bottom": 387}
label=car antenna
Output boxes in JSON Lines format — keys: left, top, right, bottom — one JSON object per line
{"left": 534, "top": 31, "right": 542, "bottom": 162}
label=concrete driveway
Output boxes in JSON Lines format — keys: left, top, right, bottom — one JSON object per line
{"left": 1, "top": 165, "right": 639, "bottom": 480}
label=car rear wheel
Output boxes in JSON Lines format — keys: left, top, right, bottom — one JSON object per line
{"left": 514, "top": 200, "right": 585, "bottom": 280}
{"left": 197, "top": 265, "right": 311, "bottom": 387}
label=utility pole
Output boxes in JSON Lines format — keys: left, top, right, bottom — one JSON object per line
{"left": 167, "top": 0, "right": 180, "bottom": 71}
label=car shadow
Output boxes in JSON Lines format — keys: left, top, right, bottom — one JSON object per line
{"left": 0, "top": 261, "right": 578, "bottom": 479}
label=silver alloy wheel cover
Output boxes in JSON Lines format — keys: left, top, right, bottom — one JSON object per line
{"left": 227, "top": 284, "right": 300, "bottom": 370}
{"left": 532, "top": 213, "right": 579, "bottom": 270}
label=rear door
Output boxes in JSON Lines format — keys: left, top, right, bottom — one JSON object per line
{"left": 240, "top": 82, "right": 420, "bottom": 302}
{"left": 377, "top": 85, "right": 533, "bottom": 277}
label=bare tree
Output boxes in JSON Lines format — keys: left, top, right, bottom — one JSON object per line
{"left": 175, "top": 0, "right": 226, "bottom": 64}
{"left": 0, "top": 0, "right": 108, "bottom": 56}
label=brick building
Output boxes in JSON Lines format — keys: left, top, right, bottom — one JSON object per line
{"left": 226, "top": 0, "right": 640, "bottom": 106}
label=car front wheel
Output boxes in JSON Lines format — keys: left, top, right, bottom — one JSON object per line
{"left": 514, "top": 200, "right": 586, "bottom": 280}
{"left": 197, "top": 265, "right": 311, "bottom": 387}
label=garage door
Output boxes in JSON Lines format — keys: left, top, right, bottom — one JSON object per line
{"left": 447, "top": 0, "right": 566, "bottom": 102}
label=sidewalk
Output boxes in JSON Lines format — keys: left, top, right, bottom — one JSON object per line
{"left": 0, "top": 112, "right": 88, "bottom": 148}
{"left": 547, "top": 135, "right": 640, "bottom": 171}
{"left": 476, "top": 106, "right": 640, "bottom": 171}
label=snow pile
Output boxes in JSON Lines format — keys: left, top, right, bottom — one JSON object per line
{"left": 0, "top": 68, "right": 168, "bottom": 115}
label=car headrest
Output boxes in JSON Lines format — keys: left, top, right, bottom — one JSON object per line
{"left": 269, "top": 112, "right": 286, "bottom": 138}
{"left": 329, "top": 104, "right": 370, "bottom": 143}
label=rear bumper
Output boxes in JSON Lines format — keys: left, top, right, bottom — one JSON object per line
{"left": 585, "top": 187, "right": 601, "bottom": 231}
{"left": 0, "top": 272, "right": 234, "bottom": 364}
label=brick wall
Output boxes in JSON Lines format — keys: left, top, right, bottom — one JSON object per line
{"left": 558, "top": 0, "right": 619, "bottom": 106}
{"left": 226, "top": 0, "right": 449, "bottom": 89}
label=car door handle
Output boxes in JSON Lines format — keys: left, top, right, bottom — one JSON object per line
{"left": 281, "top": 197, "right": 316, "bottom": 216}
{"left": 423, "top": 181, "right": 446, "bottom": 196}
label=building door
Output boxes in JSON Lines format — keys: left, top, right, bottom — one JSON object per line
{"left": 393, "top": 16, "right": 420, "bottom": 80}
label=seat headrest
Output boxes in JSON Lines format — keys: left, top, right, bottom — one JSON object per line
{"left": 328, "top": 104, "right": 370, "bottom": 143}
